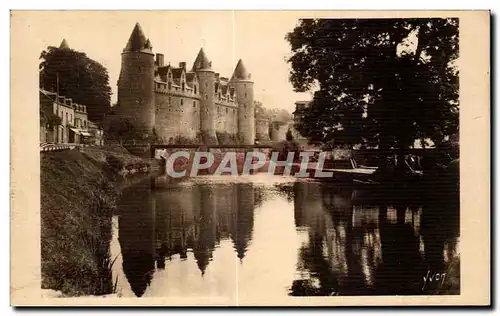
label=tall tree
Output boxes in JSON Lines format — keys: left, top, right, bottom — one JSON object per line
{"left": 254, "top": 101, "right": 267, "bottom": 119}
{"left": 286, "top": 18, "right": 459, "bottom": 150}
{"left": 39, "top": 44, "right": 112, "bottom": 124}
{"left": 254, "top": 100, "right": 292, "bottom": 123}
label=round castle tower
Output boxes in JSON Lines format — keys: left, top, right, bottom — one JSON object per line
{"left": 192, "top": 49, "right": 218, "bottom": 145}
{"left": 230, "top": 59, "right": 255, "bottom": 145}
{"left": 117, "top": 23, "right": 155, "bottom": 135}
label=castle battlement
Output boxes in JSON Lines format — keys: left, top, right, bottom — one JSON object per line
{"left": 116, "top": 23, "right": 255, "bottom": 145}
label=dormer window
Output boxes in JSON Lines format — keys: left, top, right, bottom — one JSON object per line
{"left": 194, "top": 85, "right": 197, "bottom": 94}
{"left": 182, "top": 82, "right": 185, "bottom": 91}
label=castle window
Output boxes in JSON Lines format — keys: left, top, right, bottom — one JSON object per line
{"left": 205, "top": 94, "right": 208, "bottom": 100}
{"left": 245, "top": 92, "right": 247, "bottom": 98}
{"left": 182, "top": 82, "right": 185, "bottom": 91}
{"left": 193, "top": 101, "right": 196, "bottom": 108}
{"left": 138, "top": 66, "right": 143, "bottom": 73}
{"left": 244, "top": 103, "right": 247, "bottom": 108}
{"left": 169, "top": 97, "right": 171, "bottom": 104}
{"left": 205, "top": 82, "right": 208, "bottom": 87}
{"left": 181, "top": 99, "right": 184, "bottom": 106}
{"left": 226, "top": 108, "right": 228, "bottom": 113}
{"left": 194, "top": 85, "right": 197, "bottom": 94}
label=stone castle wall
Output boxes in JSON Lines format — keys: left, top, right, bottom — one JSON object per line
{"left": 215, "top": 102, "right": 238, "bottom": 135}
{"left": 255, "top": 119, "right": 270, "bottom": 141}
{"left": 116, "top": 24, "right": 258, "bottom": 144}
{"left": 270, "top": 122, "right": 289, "bottom": 141}
{"left": 117, "top": 51, "right": 156, "bottom": 134}
{"left": 234, "top": 81, "right": 255, "bottom": 145}
{"left": 154, "top": 91, "right": 201, "bottom": 142}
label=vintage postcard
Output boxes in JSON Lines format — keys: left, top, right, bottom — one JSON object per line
{"left": 10, "top": 10, "right": 490, "bottom": 306}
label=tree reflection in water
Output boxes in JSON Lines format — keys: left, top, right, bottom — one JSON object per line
{"left": 288, "top": 181, "right": 459, "bottom": 296}
{"left": 115, "top": 175, "right": 459, "bottom": 297}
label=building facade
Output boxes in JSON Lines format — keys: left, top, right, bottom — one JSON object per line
{"left": 39, "top": 39, "right": 105, "bottom": 146}
{"left": 40, "top": 88, "right": 102, "bottom": 145}
{"left": 115, "top": 23, "right": 256, "bottom": 145}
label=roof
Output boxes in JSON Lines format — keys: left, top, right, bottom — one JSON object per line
{"left": 40, "top": 88, "right": 57, "bottom": 97}
{"left": 295, "top": 100, "right": 311, "bottom": 105}
{"left": 231, "top": 59, "right": 251, "bottom": 81}
{"left": 171, "top": 67, "right": 184, "bottom": 80}
{"left": 124, "top": 23, "right": 152, "bottom": 52}
{"left": 220, "top": 84, "right": 229, "bottom": 95}
{"left": 156, "top": 65, "right": 171, "bottom": 81}
{"left": 186, "top": 72, "right": 197, "bottom": 83}
{"left": 59, "top": 39, "right": 70, "bottom": 49}
{"left": 191, "top": 48, "right": 212, "bottom": 71}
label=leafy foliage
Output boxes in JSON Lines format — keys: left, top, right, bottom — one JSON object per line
{"left": 272, "top": 139, "right": 302, "bottom": 162}
{"left": 39, "top": 46, "right": 112, "bottom": 124}
{"left": 104, "top": 115, "right": 145, "bottom": 142}
{"left": 216, "top": 131, "right": 239, "bottom": 145}
{"left": 254, "top": 100, "right": 292, "bottom": 123}
{"left": 286, "top": 18, "right": 459, "bottom": 150}
{"left": 47, "top": 114, "right": 62, "bottom": 129}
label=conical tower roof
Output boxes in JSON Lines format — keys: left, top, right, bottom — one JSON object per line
{"left": 124, "top": 22, "right": 152, "bottom": 52}
{"left": 59, "top": 38, "right": 70, "bottom": 49}
{"left": 231, "top": 59, "right": 251, "bottom": 81}
{"left": 191, "top": 48, "right": 212, "bottom": 71}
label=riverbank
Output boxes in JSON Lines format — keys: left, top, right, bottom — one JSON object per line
{"left": 40, "top": 145, "right": 155, "bottom": 297}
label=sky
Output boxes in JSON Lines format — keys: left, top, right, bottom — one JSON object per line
{"left": 25, "top": 11, "right": 314, "bottom": 112}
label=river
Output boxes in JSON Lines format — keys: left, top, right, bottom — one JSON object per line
{"left": 110, "top": 173, "right": 460, "bottom": 299}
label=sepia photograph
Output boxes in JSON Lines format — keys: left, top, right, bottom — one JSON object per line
{"left": 10, "top": 10, "right": 490, "bottom": 306}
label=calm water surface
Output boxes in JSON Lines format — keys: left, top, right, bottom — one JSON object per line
{"left": 110, "top": 174, "right": 459, "bottom": 299}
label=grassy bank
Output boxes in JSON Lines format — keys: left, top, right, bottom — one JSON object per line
{"left": 40, "top": 145, "right": 152, "bottom": 296}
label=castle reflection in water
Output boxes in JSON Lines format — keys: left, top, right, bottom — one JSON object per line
{"left": 112, "top": 176, "right": 459, "bottom": 298}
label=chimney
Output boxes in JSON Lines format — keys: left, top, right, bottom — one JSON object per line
{"left": 156, "top": 53, "right": 164, "bottom": 67}
{"left": 179, "top": 62, "right": 186, "bottom": 70}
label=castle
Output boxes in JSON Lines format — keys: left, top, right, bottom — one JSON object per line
{"left": 115, "top": 23, "right": 256, "bottom": 145}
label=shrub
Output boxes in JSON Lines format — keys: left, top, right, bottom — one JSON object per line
{"left": 105, "top": 154, "right": 124, "bottom": 172}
